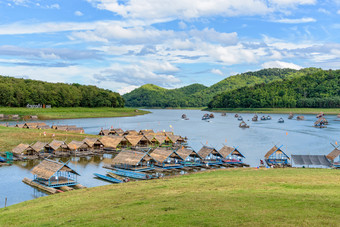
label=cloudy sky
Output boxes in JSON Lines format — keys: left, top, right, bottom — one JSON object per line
{"left": 1, "top": 0, "right": 340, "bottom": 94}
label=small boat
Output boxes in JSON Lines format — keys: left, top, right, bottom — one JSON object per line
{"left": 234, "top": 114, "right": 239, "bottom": 118}
{"left": 202, "top": 113, "right": 210, "bottom": 120}
{"left": 252, "top": 114, "right": 258, "bottom": 121}
{"left": 297, "top": 116, "right": 304, "bottom": 120}
{"left": 93, "top": 173, "right": 123, "bottom": 183}
{"left": 221, "top": 113, "right": 227, "bottom": 116}
{"left": 181, "top": 114, "right": 187, "bottom": 119}
{"left": 239, "top": 121, "right": 249, "bottom": 128}
{"left": 288, "top": 113, "right": 294, "bottom": 119}
{"left": 260, "top": 116, "right": 266, "bottom": 120}
{"left": 0, "top": 156, "right": 6, "bottom": 162}
{"left": 316, "top": 112, "right": 324, "bottom": 118}
{"left": 209, "top": 113, "right": 215, "bottom": 118}
{"left": 278, "top": 118, "right": 284, "bottom": 123}
{"left": 266, "top": 115, "right": 272, "bottom": 120}
{"left": 237, "top": 116, "right": 243, "bottom": 121}
{"left": 109, "top": 169, "right": 152, "bottom": 180}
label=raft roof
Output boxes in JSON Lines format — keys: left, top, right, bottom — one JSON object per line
{"left": 150, "top": 148, "right": 183, "bottom": 163}
{"left": 99, "top": 129, "right": 110, "bottom": 135}
{"left": 24, "top": 122, "right": 47, "bottom": 129}
{"left": 124, "top": 135, "right": 144, "bottom": 146}
{"left": 219, "top": 145, "right": 245, "bottom": 158}
{"left": 139, "top": 129, "right": 154, "bottom": 135}
{"left": 12, "top": 143, "right": 31, "bottom": 155}
{"left": 31, "top": 141, "right": 47, "bottom": 152}
{"left": 46, "top": 140, "right": 67, "bottom": 151}
{"left": 99, "top": 136, "right": 123, "bottom": 148}
{"left": 112, "top": 150, "right": 154, "bottom": 166}
{"left": 166, "top": 133, "right": 180, "bottom": 143}
{"left": 154, "top": 135, "right": 166, "bottom": 144}
{"left": 82, "top": 137, "right": 101, "bottom": 147}
{"left": 264, "top": 145, "right": 290, "bottom": 159}
{"left": 67, "top": 141, "right": 88, "bottom": 150}
{"left": 176, "top": 147, "right": 202, "bottom": 160}
{"left": 197, "top": 146, "right": 222, "bottom": 159}
{"left": 326, "top": 148, "right": 340, "bottom": 161}
{"left": 31, "top": 159, "right": 79, "bottom": 180}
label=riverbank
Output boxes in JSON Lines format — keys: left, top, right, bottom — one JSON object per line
{"left": 0, "top": 107, "right": 150, "bottom": 120}
{"left": 0, "top": 168, "right": 339, "bottom": 226}
{"left": 206, "top": 107, "right": 340, "bottom": 115}
{"left": 0, "top": 126, "right": 97, "bottom": 151}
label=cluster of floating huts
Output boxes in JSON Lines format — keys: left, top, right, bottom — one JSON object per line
{"left": 0, "top": 122, "right": 85, "bottom": 133}
{"left": 9, "top": 129, "right": 187, "bottom": 160}
{"left": 0, "top": 114, "right": 20, "bottom": 120}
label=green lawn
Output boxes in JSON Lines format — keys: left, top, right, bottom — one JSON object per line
{"left": 0, "top": 107, "right": 149, "bottom": 120}
{"left": 0, "top": 126, "right": 98, "bottom": 151}
{"left": 0, "top": 168, "right": 339, "bottom": 226}
{"left": 208, "top": 108, "right": 340, "bottom": 115}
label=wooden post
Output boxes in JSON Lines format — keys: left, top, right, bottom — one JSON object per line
{"left": 5, "top": 197, "right": 7, "bottom": 208}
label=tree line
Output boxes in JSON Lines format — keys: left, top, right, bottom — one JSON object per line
{"left": 208, "top": 69, "right": 340, "bottom": 108}
{"left": 0, "top": 76, "right": 124, "bottom": 107}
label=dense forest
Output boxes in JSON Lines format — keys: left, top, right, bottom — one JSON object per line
{"left": 123, "top": 68, "right": 320, "bottom": 107}
{"left": 0, "top": 76, "right": 124, "bottom": 107}
{"left": 208, "top": 69, "right": 340, "bottom": 108}
{"left": 123, "top": 83, "right": 207, "bottom": 107}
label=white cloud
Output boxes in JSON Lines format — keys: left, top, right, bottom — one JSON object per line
{"left": 211, "top": 68, "right": 223, "bottom": 76}
{"left": 189, "top": 28, "right": 238, "bottom": 45}
{"left": 262, "top": 61, "right": 302, "bottom": 69}
{"left": 178, "top": 21, "right": 187, "bottom": 29}
{"left": 75, "top": 11, "right": 84, "bottom": 16}
{"left": 268, "top": 0, "right": 316, "bottom": 6}
{"left": 337, "top": 10, "right": 340, "bottom": 14}
{"left": 47, "top": 4, "right": 60, "bottom": 9}
{"left": 118, "top": 85, "right": 139, "bottom": 94}
{"left": 273, "top": 17, "right": 316, "bottom": 23}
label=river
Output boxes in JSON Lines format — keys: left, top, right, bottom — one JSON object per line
{"left": 0, "top": 109, "right": 339, "bottom": 208}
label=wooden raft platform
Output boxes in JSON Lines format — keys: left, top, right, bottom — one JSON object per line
{"left": 22, "top": 178, "right": 59, "bottom": 194}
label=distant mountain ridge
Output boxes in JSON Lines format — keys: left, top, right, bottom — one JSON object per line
{"left": 123, "top": 68, "right": 320, "bottom": 107}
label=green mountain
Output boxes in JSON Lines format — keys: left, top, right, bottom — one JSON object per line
{"left": 123, "top": 68, "right": 316, "bottom": 107}
{"left": 0, "top": 76, "right": 124, "bottom": 107}
{"left": 208, "top": 68, "right": 340, "bottom": 108}
{"left": 123, "top": 83, "right": 207, "bottom": 107}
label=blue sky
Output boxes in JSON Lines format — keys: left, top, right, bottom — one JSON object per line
{"left": 0, "top": 0, "right": 340, "bottom": 94}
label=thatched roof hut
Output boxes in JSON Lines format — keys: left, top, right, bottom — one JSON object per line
{"left": 31, "top": 141, "right": 47, "bottom": 153}
{"left": 15, "top": 123, "right": 25, "bottom": 128}
{"left": 218, "top": 145, "right": 245, "bottom": 159}
{"left": 264, "top": 145, "right": 290, "bottom": 166}
{"left": 150, "top": 148, "right": 183, "bottom": 164}
{"left": 176, "top": 147, "right": 202, "bottom": 161}
{"left": 45, "top": 140, "right": 69, "bottom": 152}
{"left": 197, "top": 146, "right": 223, "bottom": 160}
{"left": 12, "top": 143, "right": 35, "bottom": 156}
{"left": 23, "top": 122, "right": 47, "bottom": 129}
{"left": 99, "top": 136, "right": 123, "bottom": 149}
{"left": 110, "top": 128, "right": 124, "bottom": 135}
{"left": 38, "top": 125, "right": 51, "bottom": 130}
{"left": 31, "top": 159, "right": 80, "bottom": 187}
{"left": 82, "top": 138, "right": 103, "bottom": 148}
{"left": 326, "top": 148, "right": 340, "bottom": 162}
{"left": 67, "top": 141, "right": 89, "bottom": 151}
{"left": 297, "top": 116, "right": 304, "bottom": 120}
{"left": 123, "top": 130, "right": 138, "bottom": 135}
{"left": 67, "top": 127, "right": 84, "bottom": 134}
{"left": 98, "top": 129, "right": 110, "bottom": 136}
{"left": 112, "top": 150, "right": 155, "bottom": 168}
{"left": 51, "top": 125, "right": 77, "bottom": 130}
{"left": 154, "top": 135, "right": 166, "bottom": 144}
{"left": 165, "top": 133, "right": 180, "bottom": 144}
{"left": 124, "top": 135, "right": 143, "bottom": 147}
{"left": 139, "top": 129, "right": 154, "bottom": 135}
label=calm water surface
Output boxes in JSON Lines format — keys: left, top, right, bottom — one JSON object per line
{"left": 1, "top": 109, "right": 339, "bottom": 208}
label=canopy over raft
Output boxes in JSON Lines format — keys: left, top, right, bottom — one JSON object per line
{"left": 264, "top": 145, "right": 291, "bottom": 167}
{"left": 31, "top": 159, "right": 80, "bottom": 188}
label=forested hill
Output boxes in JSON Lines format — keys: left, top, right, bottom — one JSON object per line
{"left": 123, "top": 83, "right": 207, "bottom": 107}
{"left": 208, "top": 69, "right": 340, "bottom": 108}
{"left": 0, "top": 76, "right": 124, "bottom": 107}
{"left": 123, "top": 68, "right": 317, "bottom": 107}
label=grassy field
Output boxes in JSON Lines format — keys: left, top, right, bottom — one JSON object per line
{"left": 0, "top": 168, "right": 339, "bottom": 226}
{"left": 0, "top": 126, "right": 98, "bottom": 151}
{"left": 208, "top": 108, "right": 340, "bottom": 115}
{"left": 0, "top": 107, "right": 149, "bottom": 120}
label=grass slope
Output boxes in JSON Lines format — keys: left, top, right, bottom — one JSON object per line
{"left": 1, "top": 168, "right": 339, "bottom": 226}
{"left": 0, "top": 107, "right": 149, "bottom": 120}
{"left": 0, "top": 126, "right": 98, "bottom": 151}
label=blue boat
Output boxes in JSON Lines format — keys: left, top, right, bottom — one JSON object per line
{"left": 93, "top": 173, "right": 123, "bottom": 183}
{"left": 108, "top": 169, "right": 153, "bottom": 180}
{"left": 0, "top": 156, "right": 6, "bottom": 162}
